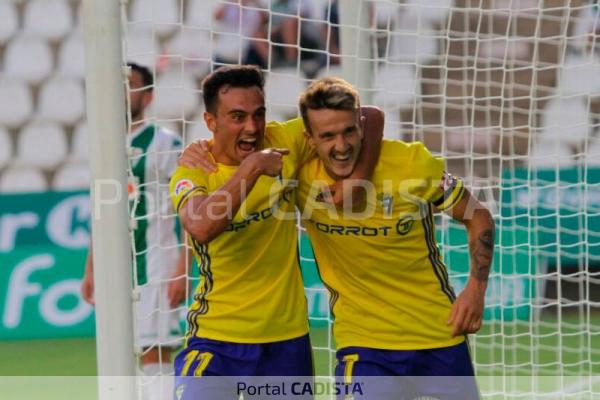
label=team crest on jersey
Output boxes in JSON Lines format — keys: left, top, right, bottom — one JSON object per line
{"left": 315, "top": 189, "right": 333, "bottom": 203}
{"left": 174, "top": 179, "right": 194, "bottom": 196}
{"left": 377, "top": 193, "right": 394, "bottom": 215}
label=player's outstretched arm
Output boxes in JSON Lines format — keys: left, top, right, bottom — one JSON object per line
{"left": 179, "top": 148, "right": 289, "bottom": 244}
{"left": 443, "top": 189, "right": 495, "bottom": 337}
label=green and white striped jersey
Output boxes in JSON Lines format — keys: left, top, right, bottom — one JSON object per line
{"left": 127, "top": 123, "right": 183, "bottom": 285}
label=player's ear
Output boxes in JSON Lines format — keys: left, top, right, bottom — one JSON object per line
{"left": 204, "top": 111, "right": 216, "bottom": 134}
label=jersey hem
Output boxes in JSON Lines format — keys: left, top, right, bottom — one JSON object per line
{"left": 336, "top": 336, "right": 465, "bottom": 351}
{"left": 190, "top": 327, "right": 310, "bottom": 344}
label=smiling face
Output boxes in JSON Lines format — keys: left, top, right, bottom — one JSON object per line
{"left": 204, "top": 85, "right": 266, "bottom": 165}
{"left": 305, "top": 108, "right": 363, "bottom": 180}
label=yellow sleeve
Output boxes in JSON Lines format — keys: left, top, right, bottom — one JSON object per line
{"left": 169, "top": 166, "right": 209, "bottom": 213}
{"left": 266, "top": 118, "right": 314, "bottom": 165}
{"left": 408, "top": 142, "right": 465, "bottom": 211}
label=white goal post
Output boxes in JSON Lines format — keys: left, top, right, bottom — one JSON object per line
{"left": 82, "top": 0, "right": 136, "bottom": 399}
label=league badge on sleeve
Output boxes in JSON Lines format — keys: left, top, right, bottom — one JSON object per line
{"left": 174, "top": 179, "right": 195, "bottom": 196}
{"left": 440, "top": 171, "right": 458, "bottom": 193}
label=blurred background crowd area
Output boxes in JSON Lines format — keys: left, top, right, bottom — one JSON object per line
{"left": 1, "top": 0, "right": 600, "bottom": 193}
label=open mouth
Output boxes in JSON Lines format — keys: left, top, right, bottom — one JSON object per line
{"left": 238, "top": 137, "right": 257, "bottom": 153}
{"left": 331, "top": 151, "right": 351, "bottom": 162}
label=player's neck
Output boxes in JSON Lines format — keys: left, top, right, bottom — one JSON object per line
{"left": 323, "top": 165, "right": 344, "bottom": 182}
{"left": 211, "top": 143, "right": 240, "bottom": 166}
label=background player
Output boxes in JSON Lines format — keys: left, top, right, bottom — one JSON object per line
{"left": 296, "top": 77, "right": 494, "bottom": 399}
{"left": 81, "top": 63, "right": 188, "bottom": 400}
{"left": 169, "top": 65, "right": 382, "bottom": 399}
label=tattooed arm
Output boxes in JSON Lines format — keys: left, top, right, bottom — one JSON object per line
{"left": 443, "top": 188, "right": 495, "bottom": 337}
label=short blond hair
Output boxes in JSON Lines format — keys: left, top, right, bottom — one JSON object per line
{"left": 299, "top": 77, "right": 360, "bottom": 133}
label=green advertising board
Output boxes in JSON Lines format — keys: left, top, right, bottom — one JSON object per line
{"left": 501, "top": 166, "right": 600, "bottom": 267}
{"left": 0, "top": 191, "right": 94, "bottom": 340}
{"left": 299, "top": 234, "right": 330, "bottom": 327}
{"left": 437, "top": 222, "right": 535, "bottom": 321}
{"left": 3, "top": 165, "right": 597, "bottom": 339}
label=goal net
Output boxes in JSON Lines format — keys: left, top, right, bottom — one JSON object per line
{"left": 119, "top": 0, "right": 600, "bottom": 397}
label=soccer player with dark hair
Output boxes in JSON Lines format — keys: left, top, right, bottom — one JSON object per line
{"left": 169, "top": 65, "right": 383, "bottom": 398}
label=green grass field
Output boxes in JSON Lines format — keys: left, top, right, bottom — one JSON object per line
{"left": 0, "top": 328, "right": 333, "bottom": 377}
{"left": 1, "top": 318, "right": 599, "bottom": 399}
{"left": 1, "top": 324, "right": 597, "bottom": 377}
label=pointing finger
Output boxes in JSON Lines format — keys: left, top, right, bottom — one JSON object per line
{"left": 272, "top": 148, "right": 290, "bottom": 155}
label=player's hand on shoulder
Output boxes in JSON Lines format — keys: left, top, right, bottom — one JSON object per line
{"left": 242, "top": 148, "right": 289, "bottom": 177}
{"left": 178, "top": 140, "right": 217, "bottom": 172}
{"left": 447, "top": 280, "right": 485, "bottom": 337}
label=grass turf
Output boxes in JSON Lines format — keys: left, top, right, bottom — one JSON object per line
{"left": 1, "top": 317, "right": 599, "bottom": 399}
{"left": 1, "top": 317, "right": 599, "bottom": 377}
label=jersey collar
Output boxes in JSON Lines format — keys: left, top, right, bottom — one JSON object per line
{"left": 128, "top": 122, "right": 154, "bottom": 145}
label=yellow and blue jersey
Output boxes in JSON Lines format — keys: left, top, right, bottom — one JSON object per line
{"left": 297, "top": 140, "right": 466, "bottom": 350}
{"left": 170, "top": 119, "right": 312, "bottom": 343}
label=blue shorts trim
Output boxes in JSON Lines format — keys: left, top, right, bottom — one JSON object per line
{"left": 335, "top": 342, "right": 480, "bottom": 400}
{"left": 174, "top": 335, "right": 314, "bottom": 399}
{"left": 175, "top": 334, "right": 314, "bottom": 376}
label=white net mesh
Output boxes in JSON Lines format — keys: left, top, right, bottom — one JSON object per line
{"left": 121, "top": 0, "right": 600, "bottom": 397}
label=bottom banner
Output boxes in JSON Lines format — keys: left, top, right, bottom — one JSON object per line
{"left": 2, "top": 376, "right": 600, "bottom": 400}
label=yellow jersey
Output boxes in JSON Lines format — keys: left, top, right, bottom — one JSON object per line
{"left": 297, "top": 140, "right": 466, "bottom": 350}
{"left": 170, "top": 119, "right": 312, "bottom": 343}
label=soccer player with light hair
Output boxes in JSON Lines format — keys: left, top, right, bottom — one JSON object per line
{"left": 168, "top": 65, "right": 382, "bottom": 399}
{"left": 81, "top": 63, "right": 189, "bottom": 400}
{"left": 295, "top": 77, "right": 494, "bottom": 399}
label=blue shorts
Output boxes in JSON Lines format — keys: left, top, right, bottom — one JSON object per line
{"left": 174, "top": 334, "right": 314, "bottom": 399}
{"left": 335, "top": 341, "right": 480, "bottom": 400}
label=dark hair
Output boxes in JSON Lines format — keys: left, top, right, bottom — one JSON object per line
{"left": 127, "top": 62, "right": 154, "bottom": 90}
{"left": 202, "top": 65, "right": 265, "bottom": 114}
